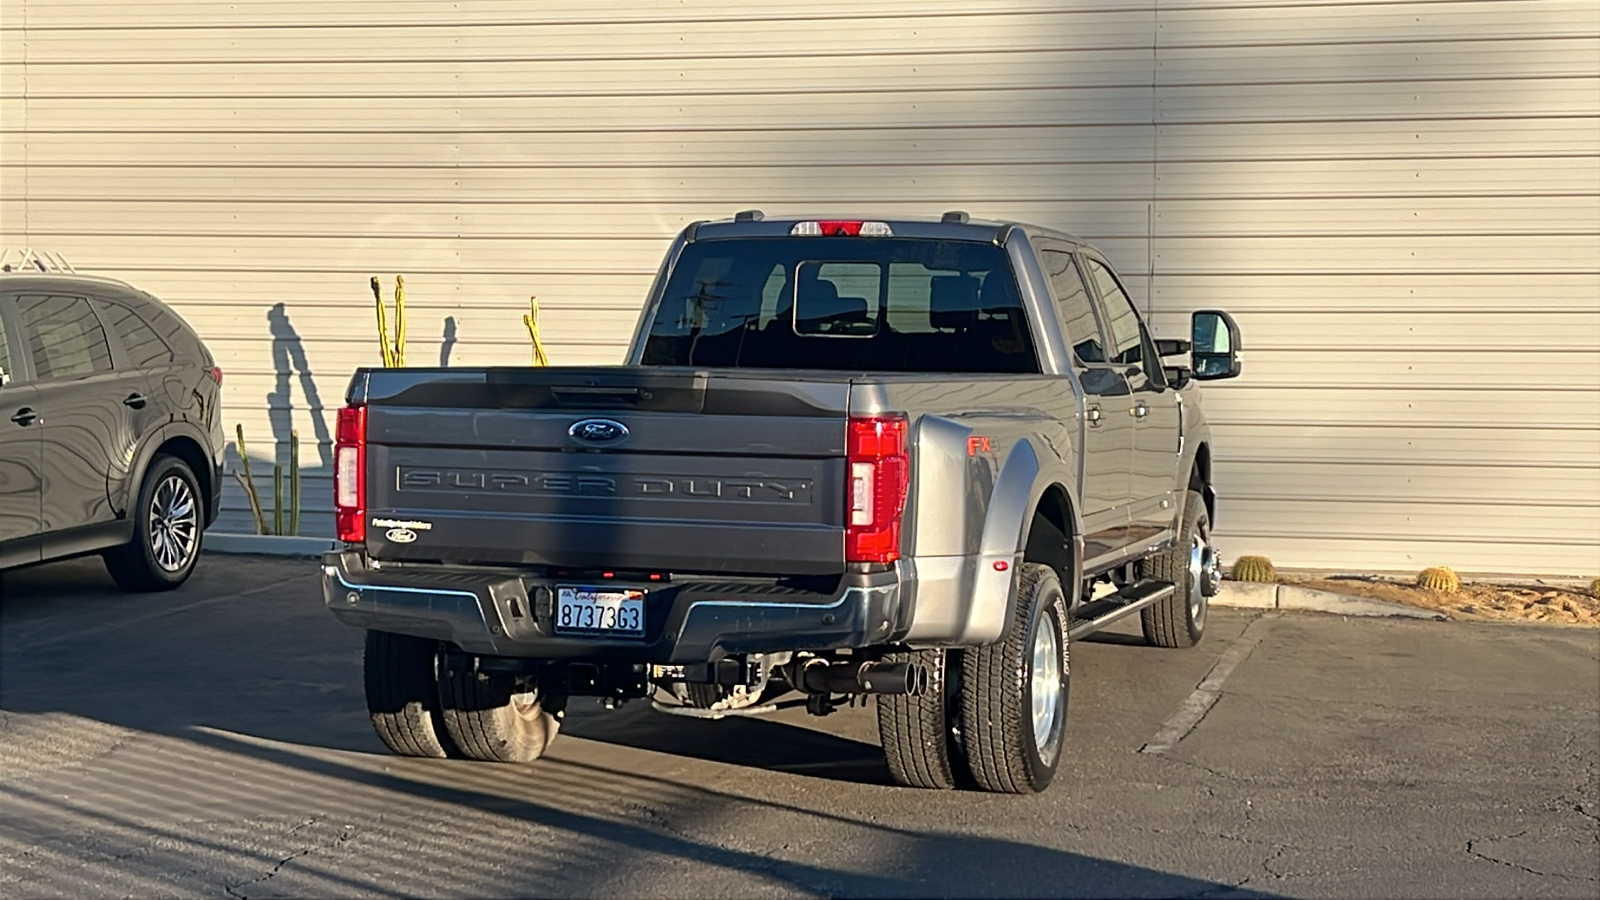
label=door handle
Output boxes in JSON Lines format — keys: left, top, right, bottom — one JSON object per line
{"left": 1131, "top": 402, "right": 1149, "bottom": 419}
{"left": 1086, "top": 405, "right": 1103, "bottom": 427}
{"left": 123, "top": 393, "right": 148, "bottom": 409}
{"left": 10, "top": 407, "right": 39, "bottom": 426}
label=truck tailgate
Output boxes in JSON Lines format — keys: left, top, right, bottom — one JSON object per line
{"left": 355, "top": 368, "right": 849, "bottom": 575}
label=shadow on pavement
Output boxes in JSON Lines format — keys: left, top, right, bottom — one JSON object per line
{"left": 0, "top": 723, "right": 1279, "bottom": 899}
{"left": 564, "top": 700, "right": 896, "bottom": 786}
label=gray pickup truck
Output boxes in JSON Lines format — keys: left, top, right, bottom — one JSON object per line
{"left": 323, "top": 211, "right": 1242, "bottom": 794}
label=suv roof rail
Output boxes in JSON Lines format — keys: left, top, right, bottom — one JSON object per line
{"left": 1, "top": 248, "right": 77, "bottom": 274}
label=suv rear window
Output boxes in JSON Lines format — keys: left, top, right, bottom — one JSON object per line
{"left": 641, "top": 238, "right": 1038, "bottom": 373}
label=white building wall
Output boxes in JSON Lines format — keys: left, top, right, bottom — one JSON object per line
{"left": 2, "top": 0, "right": 1597, "bottom": 575}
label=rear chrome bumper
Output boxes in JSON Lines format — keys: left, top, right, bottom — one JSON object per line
{"left": 322, "top": 551, "right": 905, "bottom": 663}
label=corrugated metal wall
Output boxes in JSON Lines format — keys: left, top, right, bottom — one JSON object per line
{"left": 2, "top": 0, "right": 1597, "bottom": 575}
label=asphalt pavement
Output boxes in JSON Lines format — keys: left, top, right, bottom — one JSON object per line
{"left": 1, "top": 553, "right": 1595, "bottom": 898}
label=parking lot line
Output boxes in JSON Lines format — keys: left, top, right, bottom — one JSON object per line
{"left": 1139, "top": 616, "right": 1265, "bottom": 754}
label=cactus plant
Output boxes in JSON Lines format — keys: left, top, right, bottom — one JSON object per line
{"left": 233, "top": 424, "right": 267, "bottom": 535}
{"left": 288, "top": 429, "right": 300, "bottom": 536}
{"left": 524, "top": 294, "right": 550, "bottom": 366}
{"left": 1417, "top": 566, "right": 1461, "bottom": 594}
{"left": 231, "top": 424, "right": 303, "bottom": 536}
{"left": 1230, "top": 555, "right": 1276, "bottom": 582}
{"left": 370, "top": 275, "right": 407, "bottom": 367}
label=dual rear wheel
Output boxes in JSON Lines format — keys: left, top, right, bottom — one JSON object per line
{"left": 363, "top": 630, "right": 561, "bottom": 763}
{"left": 879, "top": 489, "right": 1212, "bottom": 794}
{"left": 877, "top": 562, "right": 1071, "bottom": 794}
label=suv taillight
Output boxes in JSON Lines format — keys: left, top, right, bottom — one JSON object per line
{"left": 846, "top": 415, "right": 909, "bottom": 564}
{"left": 335, "top": 405, "right": 367, "bottom": 543}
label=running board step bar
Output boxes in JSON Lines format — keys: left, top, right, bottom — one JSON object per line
{"left": 1068, "top": 580, "right": 1176, "bottom": 639}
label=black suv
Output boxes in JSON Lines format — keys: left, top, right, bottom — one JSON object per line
{"left": 0, "top": 274, "right": 224, "bottom": 590}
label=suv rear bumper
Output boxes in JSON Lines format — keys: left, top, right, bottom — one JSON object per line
{"left": 322, "top": 551, "right": 904, "bottom": 663}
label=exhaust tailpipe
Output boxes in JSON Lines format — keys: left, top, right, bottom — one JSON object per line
{"left": 802, "top": 661, "right": 927, "bottom": 696}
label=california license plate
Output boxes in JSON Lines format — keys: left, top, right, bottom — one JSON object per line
{"left": 555, "top": 586, "right": 646, "bottom": 637}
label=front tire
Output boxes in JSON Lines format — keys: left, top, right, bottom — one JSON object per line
{"left": 103, "top": 454, "right": 204, "bottom": 592}
{"left": 960, "top": 563, "right": 1070, "bottom": 794}
{"left": 438, "top": 665, "right": 562, "bottom": 763}
{"left": 364, "top": 630, "right": 460, "bottom": 758}
{"left": 1140, "top": 489, "right": 1214, "bottom": 649}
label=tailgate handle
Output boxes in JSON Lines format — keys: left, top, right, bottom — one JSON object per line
{"left": 549, "top": 386, "right": 647, "bottom": 406}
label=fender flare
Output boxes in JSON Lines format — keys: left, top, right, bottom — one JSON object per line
{"left": 963, "top": 438, "right": 1081, "bottom": 645}
{"left": 123, "top": 421, "right": 220, "bottom": 524}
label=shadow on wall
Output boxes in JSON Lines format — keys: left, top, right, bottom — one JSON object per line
{"left": 440, "top": 315, "right": 457, "bottom": 366}
{"left": 266, "top": 302, "right": 332, "bottom": 468}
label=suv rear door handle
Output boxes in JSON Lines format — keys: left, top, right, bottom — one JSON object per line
{"left": 123, "top": 393, "right": 148, "bottom": 409}
{"left": 10, "top": 407, "right": 39, "bottom": 426}
{"left": 1131, "top": 402, "right": 1149, "bottom": 418}
{"left": 1086, "top": 405, "right": 1103, "bottom": 427}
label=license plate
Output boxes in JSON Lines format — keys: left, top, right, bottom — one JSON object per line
{"left": 555, "top": 586, "right": 646, "bottom": 637}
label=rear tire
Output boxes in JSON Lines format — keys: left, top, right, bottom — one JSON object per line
{"left": 103, "top": 454, "right": 204, "bottom": 592}
{"left": 960, "top": 563, "right": 1070, "bottom": 794}
{"left": 438, "top": 665, "right": 562, "bottom": 763}
{"left": 363, "top": 630, "right": 459, "bottom": 759}
{"left": 1140, "top": 489, "right": 1212, "bottom": 649}
{"left": 876, "top": 648, "right": 962, "bottom": 790}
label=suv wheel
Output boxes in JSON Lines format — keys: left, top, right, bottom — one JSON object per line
{"left": 103, "top": 454, "right": 204, "bottom": 592}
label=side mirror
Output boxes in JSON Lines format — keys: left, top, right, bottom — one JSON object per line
{"left": 1191, "top": 310, "right": 1242, "bottom": 381}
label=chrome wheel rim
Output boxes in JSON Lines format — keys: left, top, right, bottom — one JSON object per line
{"left": 148, "top": 475, "right": 199, "bottom": 572}
{"left": 1030, "top": 616, "right": 1064, "bottom": 766}
{"left": 1188, "top": 528, "right": 1210, "bottom": 629}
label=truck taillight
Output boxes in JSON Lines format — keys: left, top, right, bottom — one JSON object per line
{"left": 846, "top": 415, "right": 909, "bottom": 564}
{"left": 335, "top": 405, "right": 367, "bottom": 543}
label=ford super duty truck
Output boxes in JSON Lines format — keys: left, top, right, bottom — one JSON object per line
{"left": 323, "top": 211, "right": 1242, "bottom": 794}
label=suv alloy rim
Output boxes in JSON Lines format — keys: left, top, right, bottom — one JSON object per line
{"left": 149, "top": 474, "right": 199, "bottom": 572}
{"left": 1031, "top": 617, "right": 1064, "bottom": 766}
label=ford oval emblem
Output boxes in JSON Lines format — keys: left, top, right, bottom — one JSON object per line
{"left": 385, "top": 527, "right": 417, "bottom": 544}
{"left": 569, "top": 418, "right": 629, "bottom": 444}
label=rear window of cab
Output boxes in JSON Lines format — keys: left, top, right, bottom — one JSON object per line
{"left": 641, "top": 238, "right": 1039, "bottom": 374}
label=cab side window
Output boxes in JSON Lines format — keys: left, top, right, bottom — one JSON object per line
{"left": 1040, "top": 249, "right": 1108, "bottom": 365}
{"left": 95, "top": 298, "right": 175, "bottom": 369}
{"left": 0, "top": 309, "right": 12, "bottom": 385}
{"left": 18, "top": 295, "right": 114, "bottom": 380}
{"left": 1083, "top": 259, "right": 1143, "bottom": 365}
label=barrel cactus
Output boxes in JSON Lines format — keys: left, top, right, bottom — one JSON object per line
{"left": 1230, "top": 555, "right": 1276, "bottom": 583}
{"left": 1417, "top": 566, "right": 1461, "bottom": 594}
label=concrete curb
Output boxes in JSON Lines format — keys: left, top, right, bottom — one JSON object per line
{"left": 1213, "top": 581, "right": 1446, "bottom": 620}
{"left": 204, "top": 532, "right": 337, "bottom": 557}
